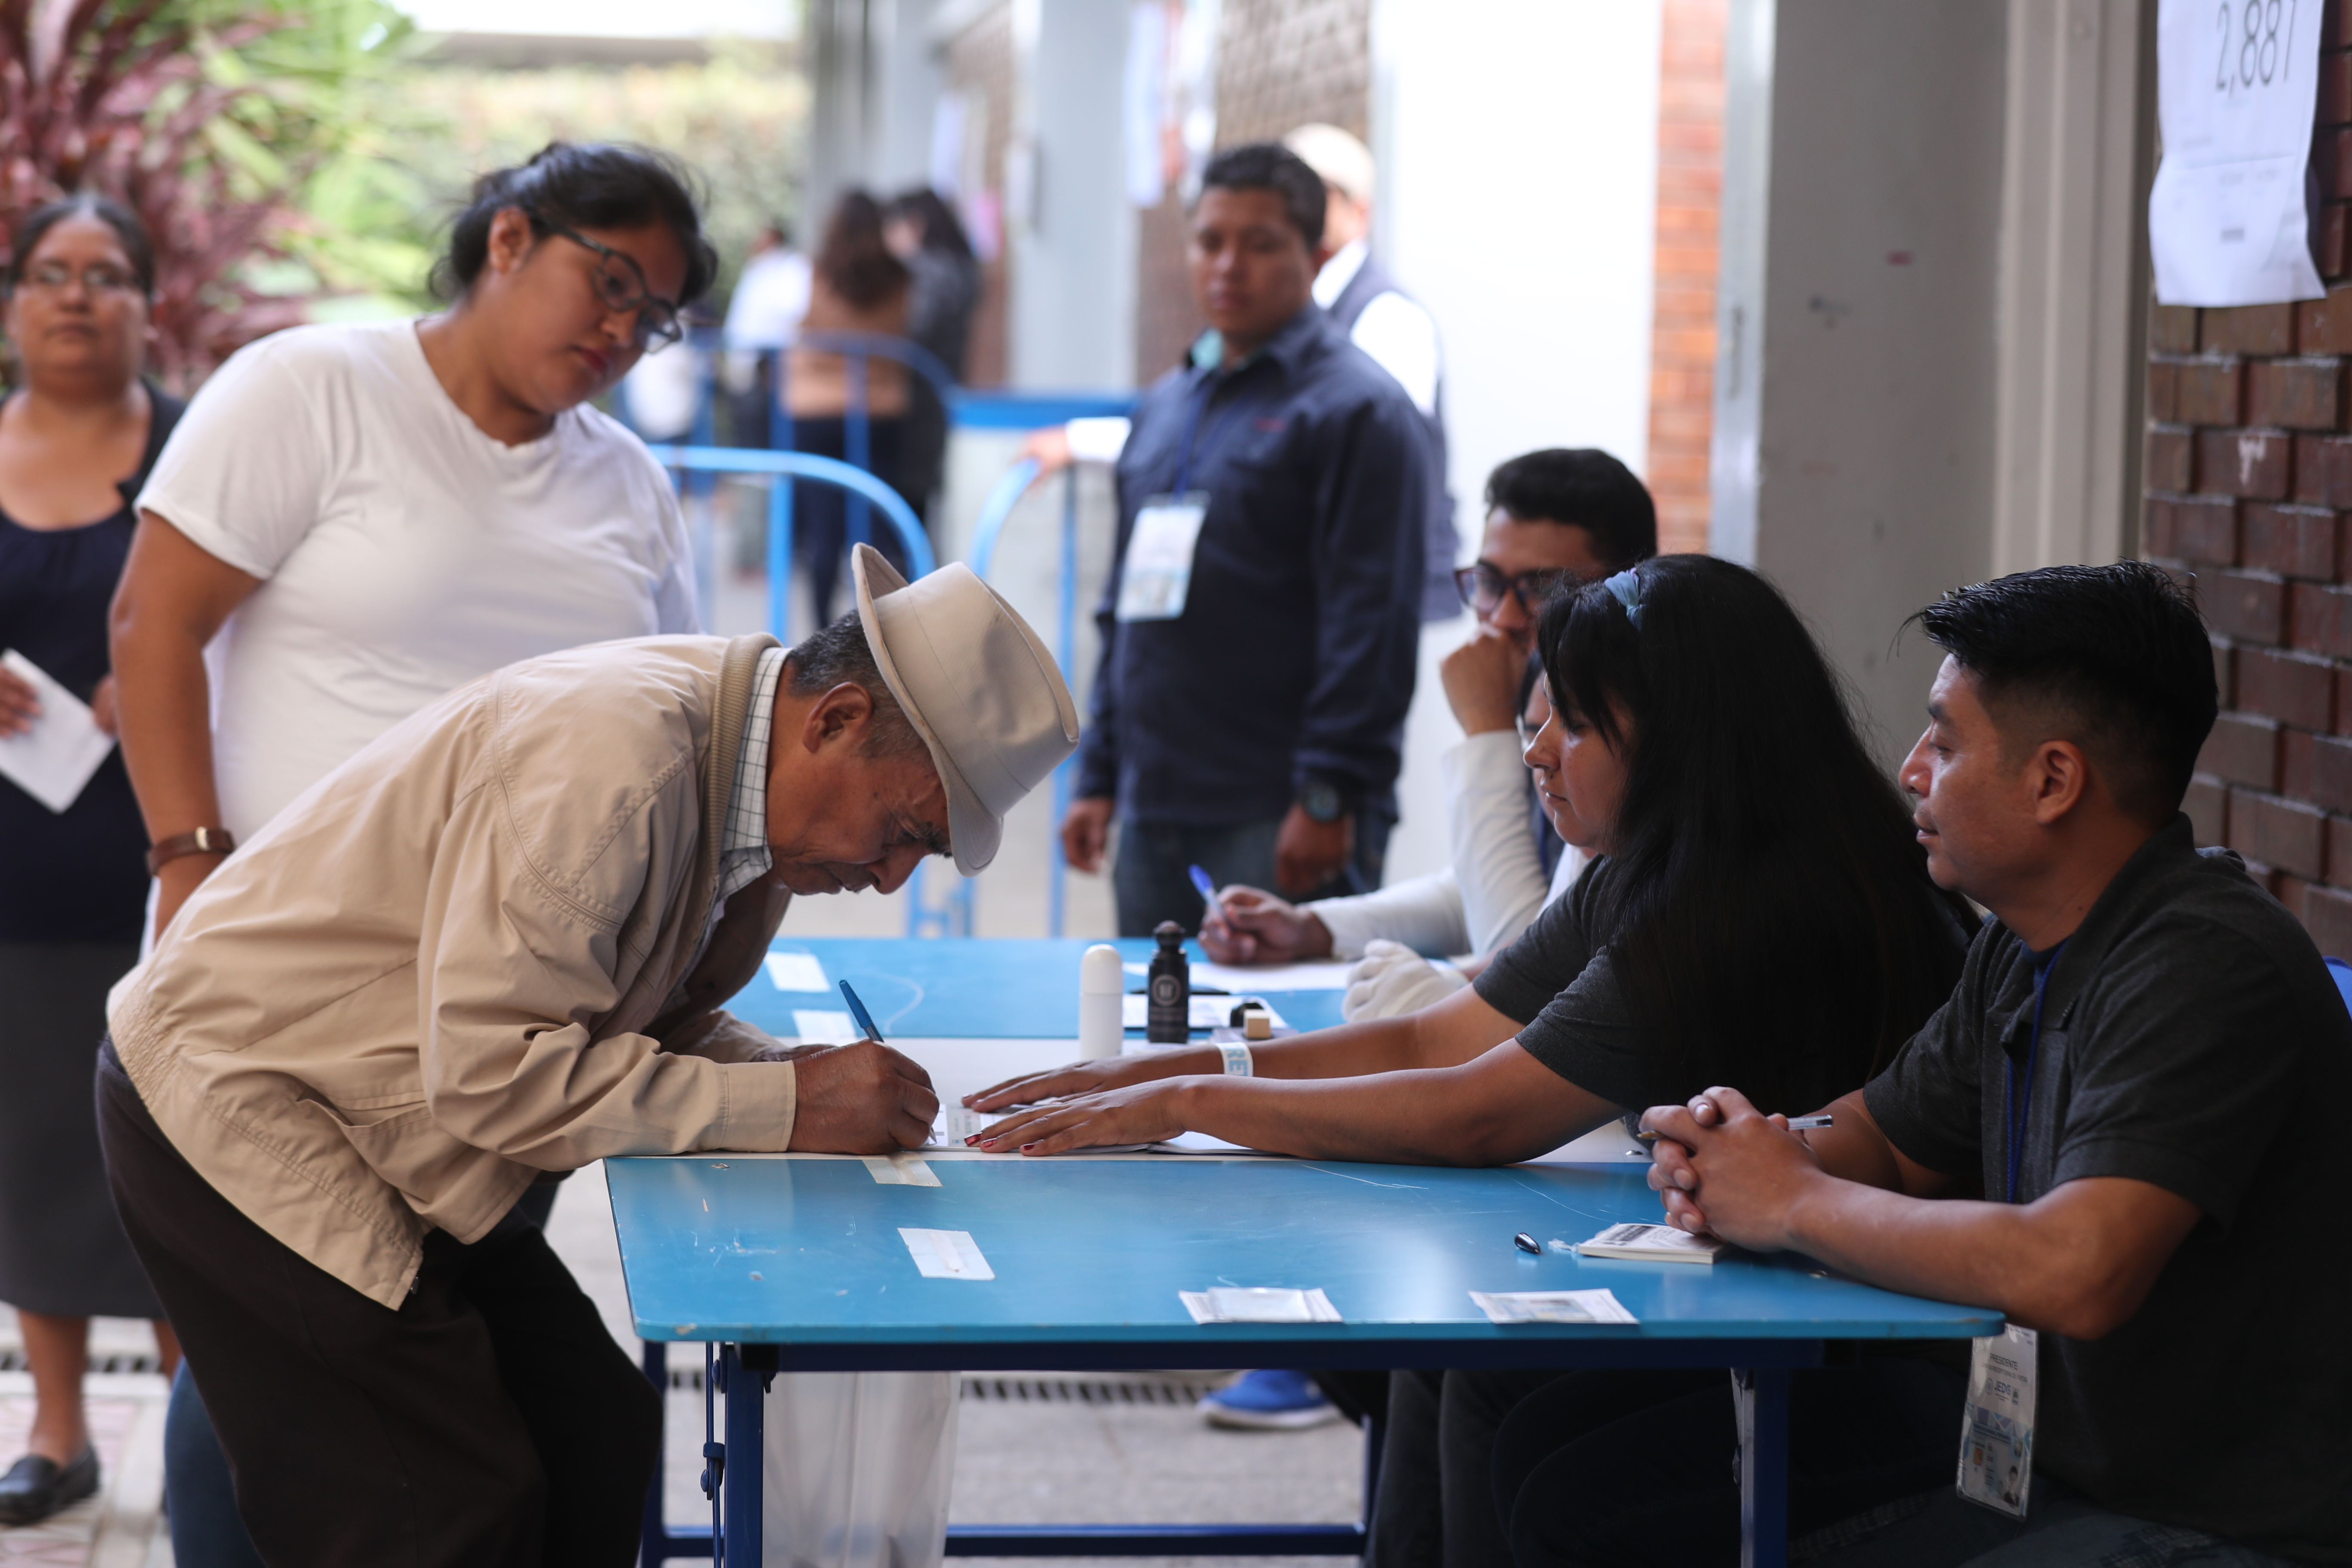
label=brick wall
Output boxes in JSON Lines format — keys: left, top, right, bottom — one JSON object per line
{"left": 1133, "top": 0, "right": 1371, "bottom": 379}
{"left": 1647, "top": 0, "right": 1726, "bottom": 556}
{"left": 2144, "top": 2, "right": 2352, "bottom": 956}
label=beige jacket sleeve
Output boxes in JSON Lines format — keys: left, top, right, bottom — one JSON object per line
{"left": 410, "top": 758, "right": 799, "bottom": 1169}
{"left": 664, "top": 1011, "right": 793, "bottom": 1064}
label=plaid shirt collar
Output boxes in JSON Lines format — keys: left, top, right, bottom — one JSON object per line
{"left": 715, "top": 646, "right": 787, "bottom": 905}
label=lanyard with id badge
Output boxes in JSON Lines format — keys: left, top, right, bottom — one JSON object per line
{"left": 1116, "top": 378, "right": 1247, "bottom": 623}
{"left": 1957, "top": 943, "right": 2065, "bottom": 1520}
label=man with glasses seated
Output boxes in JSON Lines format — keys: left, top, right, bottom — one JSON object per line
{"left": 1202, "top": 449, "right": 1656, "bottom": 1012}
{"left": 1192, "top": 448, "right": 1654, "bottom": 1435}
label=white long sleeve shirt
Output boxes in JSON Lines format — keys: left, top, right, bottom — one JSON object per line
{"left": 1311, "top": 730, "right": 1583, "bottom": 960}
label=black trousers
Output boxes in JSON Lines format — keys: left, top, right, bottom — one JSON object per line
{"left": 1366, "top": 1368, "right": 1566, "bottom": 1568}
{"left": 95, "top": 1042, "right": 658, "bottom": 1568}
{"left": 790, "top": 415, "right": 909, "bottom": 625}
{"left": 1491, "top": 1362, "right": 1966, "bottom": 1568}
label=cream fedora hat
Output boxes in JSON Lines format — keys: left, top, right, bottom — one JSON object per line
{"left": 851, "top": 544, "right": 1080, "bottom": 874}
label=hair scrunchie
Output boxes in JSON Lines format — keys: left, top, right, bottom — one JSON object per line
{"left": 1605, "top": 567, "right": 1645, "bottom": 631}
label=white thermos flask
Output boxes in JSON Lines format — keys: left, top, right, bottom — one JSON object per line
{"left": 1078, "top": 943, "right": 1124, "bottom": 1058}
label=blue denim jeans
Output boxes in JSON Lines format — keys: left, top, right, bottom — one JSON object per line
{"left": 1811, "top": 1477, "right": 2304, "bottom": 1568}
{"left": 1112, "top": 814, "right": 1392, "bottom": 938}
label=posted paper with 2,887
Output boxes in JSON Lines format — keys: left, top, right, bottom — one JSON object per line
{"left": 2150, "top": 0, "right": 2326, "bottom": 307}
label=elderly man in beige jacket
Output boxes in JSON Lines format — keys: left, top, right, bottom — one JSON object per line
{"left": 93, "top": 547, "right": 1077, "bottom": 1568}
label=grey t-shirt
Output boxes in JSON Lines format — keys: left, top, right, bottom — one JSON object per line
{"left": 1472, "top": 858, "right": 1907, "bottom": 1116}
{"left": 1865, "top": 816, "right": 2352, "bottom": 1559}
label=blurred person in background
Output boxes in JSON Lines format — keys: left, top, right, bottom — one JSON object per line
{"left": 1283, "top": 122, "right": 1456, "bottom": 619}
{"left": 786, "top": 190, "right": 912, "bottom": 623}
{"left": 107, "top": 140, "right": 715, "bottom": 1567}
{"left": 885, "top": 188, "right": 980, "bottom": 527}
{"left": 723, "top": 220, "right": 813, "bottom": 572}
{"left": 723, "top": 218, "right": 812, "bottom": 452}
{"left": 1058, "top": 143, "right": 1429, "bottom": 937}
{"left": 0, "top": 194, "right": 184, "bottom": 1529}
{"left": 620, "top": 300, "right": 717, "bottom": 445}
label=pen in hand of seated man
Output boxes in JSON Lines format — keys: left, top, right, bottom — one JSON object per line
{"left": 1196, "top": 883, "right": 1335, "bottom": 965}
{"left": 1631, "top": 1111, "right": 1829, "bottom": 1148}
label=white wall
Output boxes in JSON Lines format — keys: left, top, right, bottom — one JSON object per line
{"left": 1010, "top": 0, "right": 1141, "bottom": 390}
{"left": 1715, "top": 0, "right": 2009, "bottom": 766}
{"left": 1375, "top": 0, "right": 1664, "bottom": 518}
{"left": 1370, "top": 0, "right": 1664, "bottom": 882}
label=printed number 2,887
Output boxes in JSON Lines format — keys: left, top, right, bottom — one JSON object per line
{"left": 2217, "top": 0, "right": 2297, "bottom": 92}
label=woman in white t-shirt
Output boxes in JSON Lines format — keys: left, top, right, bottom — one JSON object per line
{"left": 110, "top": 141, "right": 717, "bottom": 939}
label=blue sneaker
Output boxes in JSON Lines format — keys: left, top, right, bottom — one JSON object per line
{"left": 1197, "top": 1369, "right": 1340, "bottom": 1430}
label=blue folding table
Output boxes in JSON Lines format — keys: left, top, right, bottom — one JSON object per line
{"left": 610, "top": 1149, "right": 2000, "bottom": 1568}
{"left": 730, "top": 936, "right": 1349, "bottom": 1039}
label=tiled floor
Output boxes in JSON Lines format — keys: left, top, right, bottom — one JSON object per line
{"left": 0, "top": 1369, "right": 168, "bottom": 1568}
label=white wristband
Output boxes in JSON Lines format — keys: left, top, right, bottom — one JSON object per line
{"left": 1219, "top": 1043, "right": 1254, "bottom": 1077}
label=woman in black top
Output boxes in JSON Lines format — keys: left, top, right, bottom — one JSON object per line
{"left": 968, "top": 556, "right": 1978, "bottom": 1565}
{"left": 0, "top": 196, "right": 184, "bottom": 1526}
{"left": 885, "top": 188, "right": 980, "bottom": 524}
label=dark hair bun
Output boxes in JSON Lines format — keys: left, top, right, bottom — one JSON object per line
{"left": 432, "top": 141, "right": 718, "bottom": 307}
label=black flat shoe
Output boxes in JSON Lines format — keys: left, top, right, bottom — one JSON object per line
{"left": 0, "top": 1448, "right": 100, "bottom": 1525}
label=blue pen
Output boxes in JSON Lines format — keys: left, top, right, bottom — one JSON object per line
{"left": 838, "top": 980, "right": 883, "bottom": 1044}
{"left": 1188, "top": 864, "right": 1223, "bottom": 930}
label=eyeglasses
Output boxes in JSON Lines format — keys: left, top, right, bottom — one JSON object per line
{"left": 1455, "top": 562, "right": 1580, "bottom": 618}
{"left": 16, "top": 262, "right": 141, "bottom": 296}
{"left": 530, "top": 214, "right": 683, "bottom": 350}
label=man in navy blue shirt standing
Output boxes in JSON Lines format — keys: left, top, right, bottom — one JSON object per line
{"left": 1061, "top": 143, "right": 1431, "bottom": 937}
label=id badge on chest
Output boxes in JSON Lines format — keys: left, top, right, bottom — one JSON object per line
{"left": 1957, "top": 1323, "right": 2038, "bottom": 1518}
{"left": 1115, "top": 492, "right": 1210, "bottom": 622}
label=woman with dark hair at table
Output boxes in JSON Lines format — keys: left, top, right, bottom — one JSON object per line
{"left": 968, "top": 555, "right": 1982, "bottom": 1567}
{"left": 786, "top": 188, "right": 912, "bottom": 622}
{"left": 107, "top": 141, "right": 717, "bottom": 1568}
{"left": 0, "top": 194, "right": 184, "bottom": 1527}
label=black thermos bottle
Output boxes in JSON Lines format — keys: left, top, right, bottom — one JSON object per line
{"left": 1146, "top": 920, "right": 1190, "bottom": 1044}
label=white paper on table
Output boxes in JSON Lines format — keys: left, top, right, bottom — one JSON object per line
{"left": 763, "top": 951, "right": 830, "bottom": 992}
{"left": 1121, "top": 995, "right": 1286, "bottom": 1031}
{"left": 2150, "top": 0, "right": 2326, "bottom": 306}
{"left": 0, "top": 651, "right": 114, "bottom": 814}
{"left": 900, "top": 1228, "right": 994, "bottom": 1280}
{"left": 1122, "top": 959, "right": 1356, "bottom": 992}
{"left": 1191, "top": 959, "right": 1355, "bottom": 991}
{"left": 865, "top": 1154, "right": 941, "bottom": 1186}
{"left": 1469, "top": 1289, "right": 1638, "bottom": 1326}
{"left": 1180, "top": 1286, "right": 1342, "bottom": 1323}
{"left": 929, "top": 1105, "right": 992, "bottom": 1146}
{"left": 791, "top": 1010, "right": 859, "bottom": 1044}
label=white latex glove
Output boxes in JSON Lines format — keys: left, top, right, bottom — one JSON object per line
{"left": 1341, "top": 938, "right": 1469, "bottom": 1022}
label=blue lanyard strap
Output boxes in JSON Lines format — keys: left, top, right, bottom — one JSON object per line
{"left": 2004, "top": 943, "right": 2066, "bottom": 1204}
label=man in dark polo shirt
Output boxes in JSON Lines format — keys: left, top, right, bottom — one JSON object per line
{"left": 1642, "top": 562, "right": 2350, "bottom": 1565}
{"left": 1059, "top": 142, "right": 1430, "bottom": 937}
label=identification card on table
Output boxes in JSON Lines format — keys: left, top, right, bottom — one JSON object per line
{"left": 1115, "top": 492, "right": 1209, "bottom": 622}
{"left": 1957, "top": 1324, "right": 2037, "bottom": 1518}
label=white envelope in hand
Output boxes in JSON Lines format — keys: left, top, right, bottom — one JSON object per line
{"left": 0, "top": 651, "right": 115, "bottom": 814}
